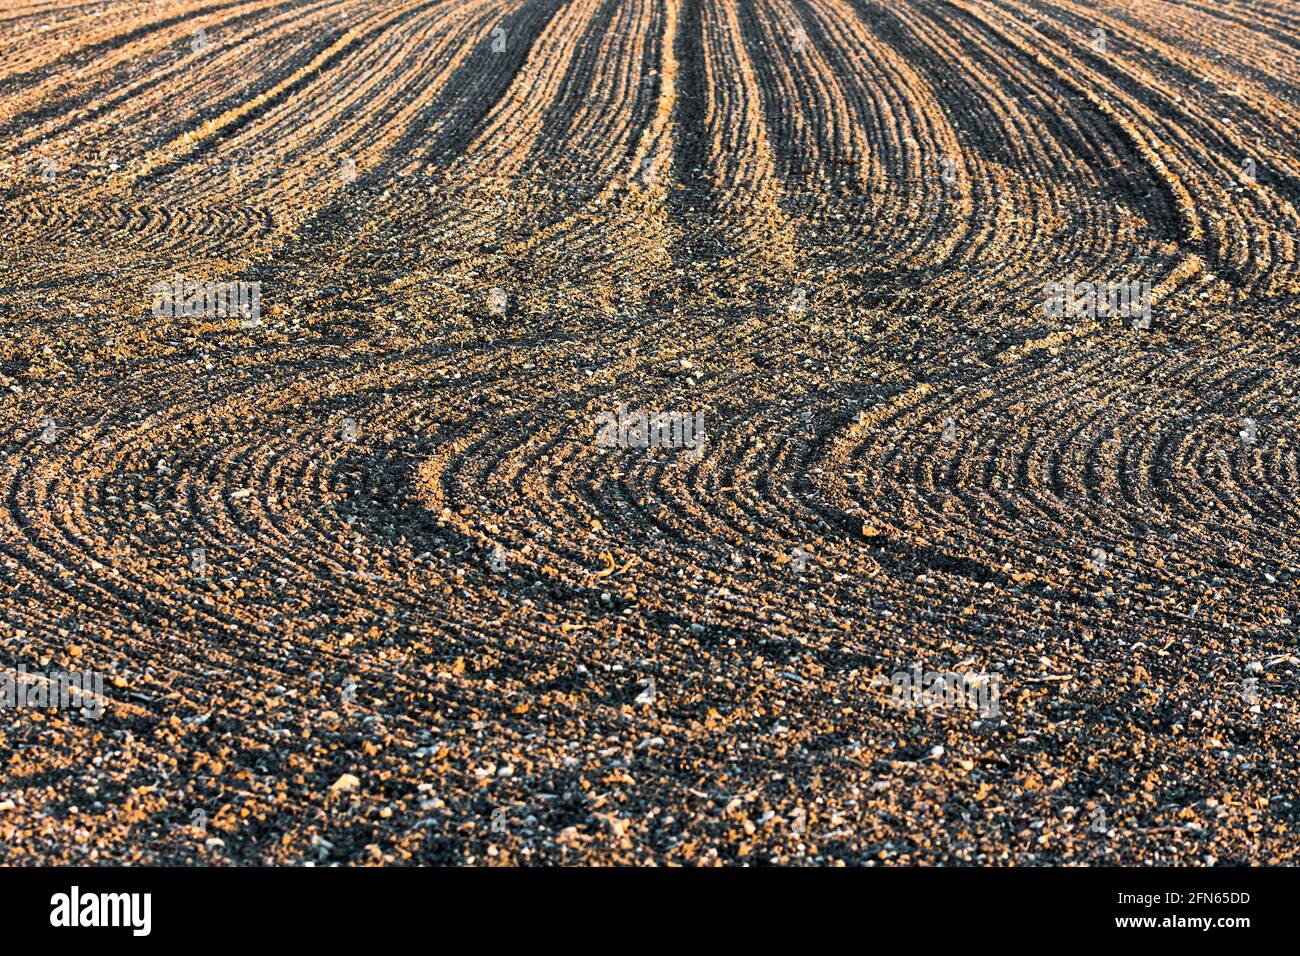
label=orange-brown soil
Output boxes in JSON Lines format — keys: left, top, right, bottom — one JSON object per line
{"left": 1, "top": 0, "right": 1299, "bottom": 864}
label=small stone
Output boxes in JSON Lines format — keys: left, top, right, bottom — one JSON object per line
{"left": 329, "top": 773, "right": 361, "bottom": 794}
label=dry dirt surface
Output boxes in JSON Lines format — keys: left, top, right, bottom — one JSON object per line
{"left": 1, "top": 0, "right": 1299, "bottom": 866}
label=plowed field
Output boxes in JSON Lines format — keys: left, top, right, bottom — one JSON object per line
{"left": 2, "top": 0, "right": 1299, "bottom": 865}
